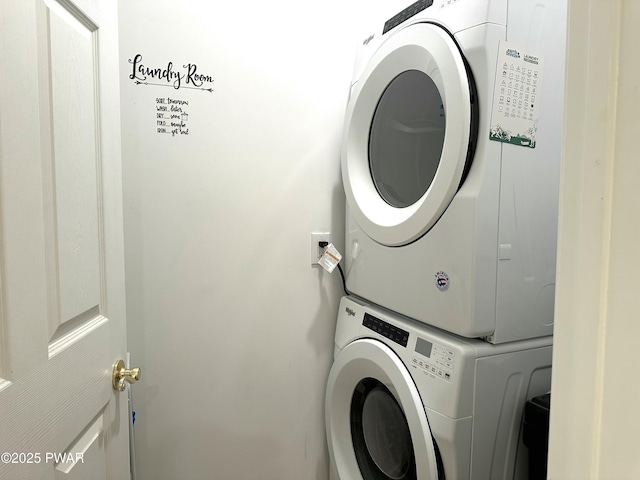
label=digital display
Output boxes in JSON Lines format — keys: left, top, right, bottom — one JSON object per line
{"left": 415, "top": 337, "right": 433, "bottom": 358}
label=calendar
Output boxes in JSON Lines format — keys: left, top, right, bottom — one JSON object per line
{"left": 489, "top": 41, "right": 544, "bottom": 149}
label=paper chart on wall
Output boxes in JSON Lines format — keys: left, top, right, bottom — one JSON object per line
{"left": 489, "top": 41, "right": 544, "bottom": 149}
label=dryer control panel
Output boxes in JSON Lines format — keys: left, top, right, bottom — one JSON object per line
{"left": 383, "top": 0, "right": 434, "bottom": 34}
{"left": 412, "top": 337, "right": 455, "bottom": 381}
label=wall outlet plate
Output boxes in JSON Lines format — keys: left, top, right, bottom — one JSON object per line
{"left": 310, "top": 232, "right": 331, "bottom": 266}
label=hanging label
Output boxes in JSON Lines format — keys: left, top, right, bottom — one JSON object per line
{"left": 318, "top": 243, "right": 342, "bottom": 273}
{"left": 489, "top": 41, "right": 544, "bottom": 149}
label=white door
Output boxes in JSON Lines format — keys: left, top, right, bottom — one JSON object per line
{"left": 0, "top": 0, "right": 130, "bottom": 479}
{"left": 341, "top": 22, "right": 476, "bottom": 246}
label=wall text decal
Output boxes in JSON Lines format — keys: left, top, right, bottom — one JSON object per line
{"left": 129, "top": 54, "right": 214, "bottom": 92}
{"left": 156, "top": 97, "right": 190, "bottom": 136}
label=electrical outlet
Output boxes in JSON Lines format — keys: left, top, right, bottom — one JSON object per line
{"left": 310, "top": 232, "right": 331, "bottom": 266}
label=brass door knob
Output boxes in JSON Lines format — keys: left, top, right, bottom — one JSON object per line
{"left": 112, "top": 359, "right": 141, "bottom": 391}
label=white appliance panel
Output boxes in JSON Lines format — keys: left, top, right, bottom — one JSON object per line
{"left": 342, "top": 0, "right": 566, "bottom": 343}
{"left": 326, "top": 296, "right": 553, "bottom": 479}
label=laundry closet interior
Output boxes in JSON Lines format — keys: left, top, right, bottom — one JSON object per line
{"left": 118, "top": 1, "right": 640, "bottom": 478}
{"left": 0, "top": 0, "right": 637, "bottom": 479}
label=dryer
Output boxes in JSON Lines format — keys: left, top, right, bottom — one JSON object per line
{"left": 341, "top": 0, "right": 567, "bottom": 343}
{"left": 325, "top": 296, "right": 553, "bottom": 480}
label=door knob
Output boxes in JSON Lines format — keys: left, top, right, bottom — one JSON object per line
{"left": 112, "top": 359, "right": 141, "bottom": 391}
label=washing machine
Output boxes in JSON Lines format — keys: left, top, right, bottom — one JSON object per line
{"left": 325, "top": 296, "right": 552, "bottom": 479}
{"left": 341, "top": 0, "right": 567, "bottom": 343}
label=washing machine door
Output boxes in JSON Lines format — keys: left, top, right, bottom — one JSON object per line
{"left": 342, "top": 22, "right": 477, "bottom": 246}
{"left": 326, "top": 339, "right": 440, "bottom": 480}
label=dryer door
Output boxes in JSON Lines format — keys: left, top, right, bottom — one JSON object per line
{"left": 326, "top": 339, "right": 440, "bottom": 480}
{"left": 342, "top": 22, "right": 477, "bottom": 246}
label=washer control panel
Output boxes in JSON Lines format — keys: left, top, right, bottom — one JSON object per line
{"left": 412, "top": 337, "right": 455, "bottom": 381}
{"left": 362, "top": 313, "right": 409, "bottom": 347}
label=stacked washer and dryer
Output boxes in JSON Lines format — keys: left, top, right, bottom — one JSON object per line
{"left": 325, "top": 0, "right": 566, "bottom": 479}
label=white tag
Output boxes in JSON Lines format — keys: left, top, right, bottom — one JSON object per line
{"left": 318, "top": 243, "right": 342, "bottom": 273}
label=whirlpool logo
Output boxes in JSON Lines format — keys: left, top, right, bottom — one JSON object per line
{"left": 345, "top": 307, "right": 356, "bottom": 317}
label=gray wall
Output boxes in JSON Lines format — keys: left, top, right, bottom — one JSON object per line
{"left": 118, "top": 1, "right": 394, "bottom": 478}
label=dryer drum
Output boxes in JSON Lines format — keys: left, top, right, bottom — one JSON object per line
{"left": 369, "top": 69, "right": 447, "bottom": 209}
{"left": 342, "top": 22, "right": 477, "bottom": 247}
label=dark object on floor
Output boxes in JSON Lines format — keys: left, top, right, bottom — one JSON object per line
{"left": 523, "top": 392, "right": 551, "bottom": 480}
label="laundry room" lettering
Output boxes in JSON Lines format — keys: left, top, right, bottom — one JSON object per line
{"left": 128, "top": 54, "right": 214, "bottom": 92}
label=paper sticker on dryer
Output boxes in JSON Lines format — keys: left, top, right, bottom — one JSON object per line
{"left": 435, "top": 271, "right": 450, "bottom": 291}
{"left": 489, "top": 41, "right": 544, "bottom": 149}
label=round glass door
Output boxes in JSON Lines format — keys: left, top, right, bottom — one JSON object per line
{"left": 325, "top": 338, "right": 439, "bottom": 480}
{"left": 369, "top": 70, "right": 446, "bottom": 209}
{"left": 351, "top": 379, "right": 416, "bottom": 479}
{"left": 341, "top": 22, "right": 477, "bottom": 246}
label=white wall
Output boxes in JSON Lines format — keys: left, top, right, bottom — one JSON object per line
{"left": 120, "top": 2, "right": 640, "bottom": 479}
{"left": 118, "top": 1, "right": 392, "bottom": 479}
